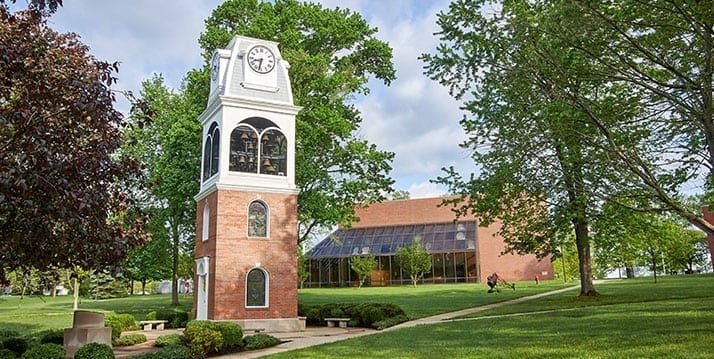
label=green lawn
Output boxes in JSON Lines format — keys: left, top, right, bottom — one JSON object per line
{"left": 0, "top": 294, "right": 193, "bottom": 335}
{"left": 3, "top": 276, "right": 712, "bottom": 358}
{"left": 270, "top": 275, "right": 714, "bottom": 358}
{"left": 299, "top": 280, "right": 570, "bottom": 319}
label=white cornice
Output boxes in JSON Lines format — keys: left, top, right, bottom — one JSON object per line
{"left": 195, "top": 182, "right": 299, "bottom": 202}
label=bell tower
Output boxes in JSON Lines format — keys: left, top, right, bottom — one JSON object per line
{"left": 194, "top": 36, "right": 301, "bottom": 332}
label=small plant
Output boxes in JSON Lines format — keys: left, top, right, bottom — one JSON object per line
{"left": 373, "top": 314, "right": 409, "bottom": 330}
{"left": 0, "top": 329, "right": 19, "bottom": 339}
{"left": 141, "top": 344, "right": 191, "bottom": 359}
{"left": 242, "top": 333, "right": 281, "bottom": 350}
{"left": 74, "top": 342, "right": 115, "bottom": 359}
{"left": 2, "top": 336, "right": 28, "bottom": 357}
{"left": 154, "top": 333, "right": 183, "bottom": 347}
{"left": 152, "top": 309, "right": 188, "bottom": 328}
{"left": 37, "top": 329, "right": 65, "bottom": 345}
{"left": 0, "top": 349, "right": 15, "bottom": 359}
{"left": 21, "top": 343, "right": 65, "bottom": 359}
{"left": 105, "top": 312, "right": 138, "bottom": 339}
{"left": 211, "top": 321, "right": 243, "bottom": 349}
{"left": 112, "top": 333, "right": 147, "bottom": 346}
{"left": 183, "top": 325, "right": 223, "bottom": 359}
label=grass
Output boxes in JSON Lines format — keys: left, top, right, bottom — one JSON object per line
{"left": 299, "top": 280, "right": 570, "bottom": 319}
{"left": 269, "top": 275, "right": 714, "bottom": 358}
{"left": 0, "top": 294, "right": 192, "bottom": 335}
{"left": 3, "top": 276, "right": 713, "bottom": 358}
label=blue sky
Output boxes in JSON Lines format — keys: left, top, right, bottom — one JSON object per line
{"left": 41, "top": 0, "right": 473, "bottom": 198}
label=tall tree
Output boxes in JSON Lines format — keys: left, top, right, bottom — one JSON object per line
{"left": 535, "top": 1, "right": 714, "bottom": 234}
{"left": 189, "top": 0, "right": 396, "bottom": 242}
{"left": 124, "top": 75, "right": 201, "bottom": 306}
{"left": 0, "top": 6, "right": 147, "bottom": 282}
{"left": 422, "top": 0, "right": 636, "bottom": 295}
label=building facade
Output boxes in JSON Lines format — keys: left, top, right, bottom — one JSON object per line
{"left": 306, "top": 197, "right": 553, "bottom": 287}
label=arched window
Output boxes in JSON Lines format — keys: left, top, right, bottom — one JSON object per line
{"left": 229, "top": 125, "right": 258, "bottom": 173}
{"left": 246, "top": 268, "right": 267, "bottom": 307}
{"left": 202, "top": 122, "right": 220, "bottom": 182}
{"left": 202, "top": 204, "right": 210, "bottom": 242}
{"left": 248, "top": 201, "right": 268, "bottom": 237}
{"left": 228, "top": 117, "right": 286, "bottom": 177}
{"left": 260, "top": 129, "right": 287, "bottom": 176}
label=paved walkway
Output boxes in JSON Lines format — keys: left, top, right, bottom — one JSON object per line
{"left": 113, "top": 284, "right": 582, "bottom": 358}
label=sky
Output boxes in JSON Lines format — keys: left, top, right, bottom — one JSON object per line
{"left": 40, "top": 0, "right": 474, "bottom": 198}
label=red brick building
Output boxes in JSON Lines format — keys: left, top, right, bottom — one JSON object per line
{"left": 306, "top": 197, "right": 554, "bottom": 286}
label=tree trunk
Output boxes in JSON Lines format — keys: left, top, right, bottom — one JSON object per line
{"left": 171, "top": 219, "right": 180, "bottom": 306}
{"left": 625, "top": 265, "right": 635, "bottom": 279}
{"left": 574, "top": 216, "right": 598, "bottom": 296}
{"left": 130, "top": 279, "right": 134, "bottom": 295}
{"left": 141, "top": 280, "right": 147, "bottom": 295}
{"left": 650, "top": 250, "right": 658, "bottom": 283}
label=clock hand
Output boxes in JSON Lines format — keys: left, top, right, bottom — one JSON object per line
{"left": 258, "top": 58, "right": 263, "bottom": 70}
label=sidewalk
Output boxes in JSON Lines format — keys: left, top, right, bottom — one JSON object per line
{"left": 113, "top": 284, "right": 581, "bottom": 358}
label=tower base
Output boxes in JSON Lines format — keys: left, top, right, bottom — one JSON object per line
{"left": 231, "top": 317, "right": 305, "bottom": 333}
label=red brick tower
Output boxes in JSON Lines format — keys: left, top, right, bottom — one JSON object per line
{"left": 193, "top": 36, "right": 301, "bottom": 332}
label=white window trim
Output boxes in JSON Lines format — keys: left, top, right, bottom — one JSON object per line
{"left": 246, "top": 200, "right": 270, "bottom": 238}
{"left": 202, "top": 203, "right": 210, "bottom": 242}
{"left": 244, "top": 267, "right": 269, "bottom": 308}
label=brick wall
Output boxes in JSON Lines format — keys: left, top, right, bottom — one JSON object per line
{"left": 195, "top": 188, "right": 298, "bottom": 320}
{"left": 353, "top": 198, "right": 554, "bottom": 282}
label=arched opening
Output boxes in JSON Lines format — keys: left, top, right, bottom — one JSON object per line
{"left": 229, "top": 117, "right": 286, "bottom": 176}
{"left": 202, "top": 122, "right": 220, "bottom": 182}
{"left": 248, "top": 201, "right": 268, "bottom": 237}
{"left": 202, "top": 204, "right": 210, "bottom": 241}
{"left": 245, "top": 267, "right": 268, "bottom": 307}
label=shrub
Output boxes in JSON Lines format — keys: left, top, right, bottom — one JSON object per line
{"left": 145, "top": 311, "right": 157, "bottom": 321}
{"left": 0, "top": 349, "right": 14, "bottom": 359}
{"left": 300, "top": 303, "right": 406, "bottom": 329}
{"left": 105, "top": 312, "right": 137, "bottom": 339}
{"left": 37, "top": 329, "right": 65, "bottom": 345}
{"left": 74, "top": 342, "right": 115, "bottom": 359}
{"left": 132, "top": 344, "right": 192, "bottom": 359}
{"left": 22, "top": 343, "right": 65, "bottom": 359}
{"left": 211, "top": 322, "right": 243, "bottom": 349}
{"left": 154, "top": 333, "right": 183, "bottom": 347}
{"left": 152, "top": 309, "right": 188, "bottom": 328}
{"left": 0, "top": 329, "right": 19, "bottom": 339}
{"left": 373, "top": 314, "right": 409, "bottom": 330}
{"left": 242, "top": 333, "right": 281, "bottom": 350}
{"left": 183, "top": 325, "right": 223, "bottom": 359}
{"left": 113, "top": 333, "right": 147, "bottom": 347}
{"left": 2, "top": 336, "right": 28, "bottom": 356}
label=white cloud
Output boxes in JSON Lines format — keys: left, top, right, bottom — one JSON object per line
{"left": 36, "top": 0, "right": 474, "bottom": 197}
{"left": 408, "top": 181, "right": 445, "bottom": 199}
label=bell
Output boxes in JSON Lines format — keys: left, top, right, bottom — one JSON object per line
{"left": 240, "top": 132, "right": 249, "bottom": 141}
{"left": 238, "top": 155, "right": 246, "bottom": 164}
{"left": 262, "top": 134, "right": 270, "bottom": 143}
{"left": 262, "top": 158, "right": 271, "bottom": 167}
{"left": 248, "top": 156, "right": 254, "bottom": 163}
{"left": 247, "top": 142, "right": 254, "bottom": 150}
{"left": 265, "top": 164, "right": 275, "bottom": 173}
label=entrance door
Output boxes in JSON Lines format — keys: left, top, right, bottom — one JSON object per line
{"left": 195, "top": 257, "right": 209, "bottom": 320}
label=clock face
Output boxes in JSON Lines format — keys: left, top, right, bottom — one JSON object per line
{"left": 247, "top": 45, "right": 276, "bottom": 74}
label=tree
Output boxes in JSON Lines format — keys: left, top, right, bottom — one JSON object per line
{"left": 666, "top": 229, "right": 709, "bottom": 274}
{"left": 541, "top": 1, "right": 714, "bottom": 235}
{"left": 124, "top": 217, "right": 172, "bottom": 295}
{"left": 350, "top": 254, "right": 376, "bottom": 288}
{"left": 0, "top": 6, "right": 147, "bottom": 282}
{"left": 190, "top": 0, "right": 396, "bottom": 243}
{"left": 124, "top": 75, "right": 201, "bottom": 306}
{"left": 396, "top": 236, "right": 432, "bottom": 287}
{"left": 422, "top": 0, "right": 631, "bottom": 296}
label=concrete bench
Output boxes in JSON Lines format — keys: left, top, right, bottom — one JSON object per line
{"left": 324, "top": 317, "right": 350, "bottom": 328}
{"left": 139, "top": 320, "right": 168, "bottom": 330}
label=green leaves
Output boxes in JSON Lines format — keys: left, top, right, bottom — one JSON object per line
{"left": 193, "top": 0, "right": 396, "bottom": 242}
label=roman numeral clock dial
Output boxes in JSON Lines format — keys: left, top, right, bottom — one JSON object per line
{"left": 247, "top": 45, "right": 276, "bottom": 74}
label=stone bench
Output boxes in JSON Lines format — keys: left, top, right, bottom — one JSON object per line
{"left": 324, "top": 317, "right": 350, "bottom": 328}
{"left": 139, "top": 320, "right": 168, "bottom": 330}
